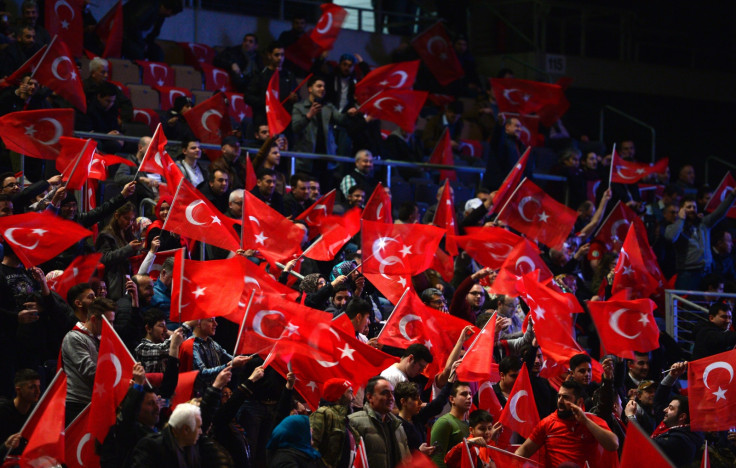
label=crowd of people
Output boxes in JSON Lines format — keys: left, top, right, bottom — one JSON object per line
{"left": 0, "top": 1, "right": 736, "bottom": 467}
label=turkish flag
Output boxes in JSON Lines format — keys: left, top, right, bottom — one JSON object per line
{"left": 170, "top": 370, "right": 199, "bottom": 410}
{"left": 362, "top": 182, "right": 392, "bottom": 223}
{"left": 591, "top": 201, "right": 639, "bottom": 253}
{"left": 496, "top": 177, "right": 577, "bottom": 249}
{"left": 477, "top": 380, "right": 503, "bottom": 421}
{"left": 428, "top": 129, "right": 456, "bottom": 182}
{"left": 459, "top": 139, "right": 483, "bottom": 159}
{"left": 353, "top": 436, "right": 369, "bottom": 468}
{"left": 354, "top": 60, "right": 420, "bottom": 104}
{"left": 430, "top": 247, "right": 454, "bottom": 283}
{"left": 18, "top": 369, "right": 66, "bottom": 467}
{"left": 184, "top": 92, "right": 232, "bottom": 155}
{"left": 432, "top": 179, "right": 457, "bottom": 236}
{"left": 587, "top": 297, "right": 659, "bottom": 360}
{"left": 309, "top": 3, "right": 348, "bottom": 50}
{"left": 620, "top": 421, "right": 675, "bottom": 468}
{"left": 363, "top": 272, "right": 413, "bottom": 305}
{"left": 236, "top": 291, "right": 332, "bottom": 355}
{"left": 491, "top": 239, "right": 552, "bottom": 296}
{"left": 130, "top": 248, "right": 177, "bottom": 280}
{"left": 164, "top": 179, "right": 241, "bottom": 252}
{"left": 88, "top": 317, "right": 136, "bottom": 443}
{"left": 612, "top": 223, "right": 661, "bottom": 299}
{"left": 296, "top": 188, "right": 336, "bottom": 237}
{"left": 687, "top": 349, "right": 736, "bottom": 431}
{"left": 87, "top": 152, "right": 135, "bottom": 181}
{"left": 170, "top": 249, "right": 245, "bottom": 322}
{"left": 304, "top": 207, "right": 361, "bottom": 261}
{"left": 64, "top": 405, "right": 99, "bottom": 468}
{"left": 447, "top": 226, "right": 523, "bottom": 268}
{"left": 47, "top": 253, "right": 102, "bottom": 302}
{"left": 244, "top": 153, "right": 257, "bottom": 190}
{"left": 0, "top": 108, "right": 74, "bottom": 160}
{"left": 138, "top": 124, "right": 184, "bottom": 187}
{"left": 491, "top": 147, "right": 531, "bottom": 215}
{"left": 180, "top": 42, "right": 216, "bottom": 69}
{"left": 455, "top": 315, "right": 499, "bottom": 382}
{"left": 704, "top": 172, "right": 736, "bottom": 219}
{"left": 0, "top": 212, "right": 91, "bottom": 267}
{"left": 485, "top": 445, "right": 543, "bottom": 468}
{"left": 236, "top": 256, "right": 299, "bottom": 301}
{"left": 155, "top": 86, "right": 192, "bottom": 112}
{"left": 138, "top": 60, "right": 175, "bottom": 88}
{"left": 200, "top": 63, "right": 231, "bottom": 92}
{"left": 491, "top": 78, "right": 569, "bottom": 126}
{"left": 500, "top": 113, "right": 541, "bottom": 148}
{"left": 411, "top": 22, "right": 464, "bottom": 85}
{"left": 362, "top": 220, "right": 444, "bottom": 275}
{"left": 266, "top": 69, "right": 291, "bottom": 136}
{"left": 499, "top": 365, "right": 539, "bottom": 438}
{"left": 227, "top": 92, "right": 252, "bottom": 122}
{"left": 96, "top": 0, "right": 123, "bottom": 58}
{"left": 241, "top": 189, "right": 304, "bottom": 265}
{"left": 55, "top": 137, "right": 98, "bottom": 189}
{"left": 359, "top": 89, "right": 428, "bottom": 133}
{"left": 45, "top": 0, "right": 84, "bottom": 57}
{"left": 701, "top": 440, "right": 711, "bottom": 468}
{"left": 132, "top": 108, "right": 159, "bottom": 134}
{"left": 284, "top": 33, "right": 323, "bottom": 72}
{"left": 610, "top": 151, "right": 669, "bottom": 184}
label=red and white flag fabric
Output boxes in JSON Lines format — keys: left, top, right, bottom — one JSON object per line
{"left": 687, "top": 349, "right": 736, "bottom": 431}
{"left": 309, "top": 3, "right": 348, "bottom": 50}
{"left": 516, "top": 114, "right": 541, "bottom": 147}
{"left": 45, "top": 0, "right": 84, "bottom": 56}
{"left": 64, "top": 405, "right": 98, "bottom": 468}
{"left": 284, "top": 34, "right": 323, "bottom": 72}
{"left": 156, "top": 86, "right": 192, "bottom": 111}
{"left": 620, "top": 421, "right": 675, "bottom": 468}
{"left": 352, "top": 436, "right": 369, "bottom": 468}
{"left": 304, "top": 208, "right": 361, "bottom": 261}
{"left": 183, "top": 91, "right": 232, "bottom": 153}
{"left": 354, "top": 60, "right": 420, "bottom": 104}
{"left": 490, "top": 78, "right": 569, "bottom": 126}
{"left": 411, "top": 22, "right": 464, "bottom": 85}
{"left": 58, "top": 138, "right": 98, "bottom": 189}
{"left": 88, "top": 317, "right": 136, "bottom": 443}
{"left": 129, "top": 248, "right": 178, "bottom": 280}
{"left": 587, "top": 297, "right": 659, "bottom": 360}
{"left": 241, "top": 189, "right": 304, "bottom": 265}
{"left": 590, "top": 201, "right": 639, "bottom": 255}
{"left": 163, "top": 179, "right": 241, "bottom": 252}
{"left": 458, "top": 139, "right": 483, "bottom": 159}
{"left": 363, "top": 272, "right": 413, "bottom": 306}
{"left": 432, "top": 179, "right": 457, "bottom": 236}
{"left": 0, "top": 108, "right": 74, "bottom": 160}
{"left": 446, "top": 226, "right": 522, "bottom": 268}
{"left": 362, "top": 220, "right": 444, "bottom": 276}
{"left": 359, "top": 89, "right": 428, "bottom": 132}
{"left": 496, "top": 178, "right": 577, "bottom": 249}
{"left": 704, "top": 172, "right": 736, "bottom": 219}
{"left": 610, "top": 150, "right": 669, "bottom": 184}
{"left": 296, "top": 189, "right": 336, "bottom": 236}
{"left": 47, "top": 253, "right": 102, "bottom": 302}
{"left": 428, "top": 129, "right": 456, "bottom": 182}
{"left": 486, "top": 444, "right": 543, "bottom": 468}
{"left": 362, "top": 182, "right": 392, "bottom": 223}
{"left": 701, "top": 440, "right": 710, "bottom": 468}
{"left": 455, "top": 315, "right": 499, "bottom": 383}
{"left": 137, "top": 124, "right": 184, "bottom": 187}
{"left": 132, "top": 108, "right": 159, "bottom": 134}
{"left": 200, "top": 63, "right": 231, "bottom": 92}
{"left": 96, "top": 0, "right": 123, "bottom": 58}
{"left": 170, "top": 370, "right": 199, "bottom": 409}
{"left": 179, "top": 42, "right": 216, "bottom": 69}
{"left": 87, "top": 152, "right": 135, "bottom": 181}
{"left": 477, "top": 381, "right": 503, "bottom": 420}
{"left": 0, "top": 212, "right": 91, "bottom": 267}
{"left": 244, "top": 153, "right": 257, "bottom": 190}
{"left": 138, "top": 60, "right": 175, "bottom": 88}
{"left": 265, "top": 69, "right": 291, "bottom": 136}
{"left": 499, "top": 364, "right": 539, "bottom": 438}
{"left": 227, "top": 92, "right": 252, "bottom": 122}
{"left": 18, "top": 369, "right": 66, "bottom": 467}
{"left": 611, "top": 224, "right": 661, "bottom": 299}
{"left": 491, "top": 147, "right": 531, "bottom": 214}
{"left": 491, "top": 239, "right": 552, "bottom": 296}
{"left": 170, "top": 249, "right": 245, "bottom": 322}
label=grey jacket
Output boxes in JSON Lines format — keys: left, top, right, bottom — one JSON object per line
{"left": 291, "top": 99, "right": 348, "bottom": 157}
{"left": 61, "top": 329, "right": 98, "bottom": 406}
{"left": 348, "top": 404, "right": 410, "bottom": 468}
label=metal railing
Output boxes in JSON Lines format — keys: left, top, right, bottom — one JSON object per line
{"left": 664, "top": 289, "right": 735, "bottom": 358}
{"left": 704, "top": 155, "right": 736, "bottom": 185}
{"left": 599, "top": 105, "right": 656, "bottom": 162}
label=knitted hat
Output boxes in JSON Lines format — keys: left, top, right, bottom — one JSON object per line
{"left": 322, "top": 378, "right": 352, "bottom": 402}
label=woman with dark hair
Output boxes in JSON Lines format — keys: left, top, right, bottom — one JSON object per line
{"left": 252, "top": 136, "right": 281, "bottom": 171}
{"left": 144, "top": 196, "right": 183, "bottom": 251}
{"left": 95, "top": 202, "right": 142, "bottom": 300}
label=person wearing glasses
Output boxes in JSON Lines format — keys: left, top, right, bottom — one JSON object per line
{"left": 449, "top": 267, "right": 492, "bottom": 324}
{"left": 0, "top": 172, "right": 61, "bottom": 214}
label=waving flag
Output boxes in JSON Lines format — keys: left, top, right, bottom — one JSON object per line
{"left": 0, "top": 108, "right": 74, "bottom": 160}
{"left": 411, "top": 22, "right": 464, "bottom": 85}
{"left": 355, "top": 60, "right": 419, "bottom": 104}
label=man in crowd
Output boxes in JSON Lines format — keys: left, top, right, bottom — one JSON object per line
{"left": 198, "top": 169, "right": 230, "bottom": 214}
{"left": 282, "top": 172, "right": 312, "bottom": 218}
{"left": 339, "top": 150, "right": 376, "bottom": 201}
{"left": 326, "top": 283, "right": 352, "bottom": 317}
{"left": 430, "top": 381, "right": 472, "bottom": 467}
{"left": 114, "top": 137, "right": 160, "bottom": 205}
{"left": 251, "top": 168, "right": 284, "bottom": 214}
{"left": 381, "top": 343, "right": 433, "bottom": 388}
{"left": 150, "top": 258, "right": 174, "bottom": 319}
{"left": 492, "top": 356, "right": 522, "bottom": 407}
{"left": 191, "top": 317, "right": 250, "bottom": 385}
{"left": 653, "top": 395, "right": 703, "bottom": 466}
{"left": 692, "top": 301, "right": 735, "bottom": 359}
{"left": 246, "top": 42, "right": 297, "bottom": 126}
{"left": 129, "top": 403, "right": 203, "bottom": 464}
{"left": 623, "top": 380, "right": 658, "bottom": 434}
{"left": 0, "top": 369, "right": 41, "bottom": 454}
{"left": 310, "top": 378, "right": 358, "bottom": 468}
{"left": 213, "top": 33, "right": 262, "bottom": 92}
{"left": 135, "top": 308, "right": 187, "bottom": 373}
{"left": 83, "top": 57, "right": 133, "bottom": 123}
{"left": 209, "top": 136, "right": 244, "bottom": 190}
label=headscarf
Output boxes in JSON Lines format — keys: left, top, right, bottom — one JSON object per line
{"left": 330, "top": 260, "right": 357, "bottom": 281}
{"left": 266, "top": 415, "right": 320, "bottom": 459}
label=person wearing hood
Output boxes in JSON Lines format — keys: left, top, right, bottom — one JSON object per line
{"left": 267, "top": 414, "right": 324, "bottom": 468}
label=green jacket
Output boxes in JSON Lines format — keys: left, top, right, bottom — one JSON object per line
{"left": 348, "top": 404, "right": 410, "bottom": 468}
{"left": 310, "top": 403, "right": 359, "bottom": 468}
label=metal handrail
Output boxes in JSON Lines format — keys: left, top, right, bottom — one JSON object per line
{"left": 704, "top": 155, "right": 736, "bottom": 184}
{"left": 599, "top": 105, "right": 656, "bottom": 162}
{"left": 500, "top": 55, "right": 551, "bottom": 82}
{"left": 664, "top": 289, "right": 733, "bottom": 351}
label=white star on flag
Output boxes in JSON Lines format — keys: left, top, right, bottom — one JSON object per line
{"left": 713, "top": 386, "right": 727, "bottom": 401}
{"left": 193, "top": 286, "right": 206, "bottom": 298}
{"left": 393, "top": 104, "right": 404, "bottom": 112}
{"left": 284, "top": 322, "right": 299, "bottom": 336}
{"left": 24, "top": 125, "right": 36, "bottom": 136}
{"left": 254, "top": 231, "right": 268, "bottom": 245}
{"left": 210, "top": 215, "right": 222, "bottom": 225}
{"left": 306, "top": 381, "right": 319, "bottom": 392}
{"left": 61, "top": 19, "right": 69, "bottom": 29}
{"left": 157, "top": 79, "right": 164, "bottom": 86}
{"left": 538, "top": 211, "right": 549, "bottom": 222}
{"left": 638, "top": 313, "right": 650, "bottom": 326}
{"left": 399, "top": 244, "right": 412, "bottom": 257}
{"left": 622, "top": 265, "right": 634, "bottom": 276}
{"left": 397, "top": 277, "right": 407, "bottom": 287}
{"left": 32, "top": 228, "right": 47, "bottom": 236}
{"left": 339, "top": 344, "right": 355, "bottom": 360}
{"left": 534, "top": 306, "right": 546, "bottom": 320}
{"left": 424, "top": 339, "right": 433, "bottom": 350}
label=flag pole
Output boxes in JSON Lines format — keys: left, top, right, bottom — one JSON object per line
{"left": 29, "top": 35, "right": 57, "bottom": 79}
{"left": 134, "top": 123, "right": 162, "bottom": 180}
{"left": 591, "top": 200, "right": 622, "bottom": 240}
{"left": 10, "top": 368, "right": 64, "bottom": 457}
{"left": 161, "top": 178, "right": 185, "bottom": 233}
{"left": 354, "top": 88, "right": 384, "bottom": 111}
{"left": 495, "top": 176, "right": 527, "bottom": 222}
{"left": 275, "top": 262, "right": 305, "bottom": 280}
{"left": 375, "top": 287, "right": 411, "bottom": 342}
{"left": 233, "top": 289, "right": 256, "bottom": 356}
{"left": 281, "top": 73, "right": 312, "bottom": 105}
{"left": 607, "top": 143, "right": 616, "bottom": 188}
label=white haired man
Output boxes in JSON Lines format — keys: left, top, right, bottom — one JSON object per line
{"left": 129, "top": 402, "right": 202, "bottom": 466}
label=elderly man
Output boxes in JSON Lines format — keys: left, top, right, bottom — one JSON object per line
{"left": 129, "top": 403, "right": 203, "bottom": 465}
{"left": 83, "top": 57, "right": 133, "bottom": 122}
{"left": 339, "top": 150, "right": 376, "bottom": 200}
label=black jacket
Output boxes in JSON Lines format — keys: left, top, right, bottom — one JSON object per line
{"left": 692, "top": 321, "right": 736, "bottom": 360}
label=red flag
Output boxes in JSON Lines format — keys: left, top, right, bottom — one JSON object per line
{"left": 499, "top": 113, "right": 540, "bottom": 148}
{"left": 47, "top": 253, "right": 101, "bottom": 301}
{"left": 284, "top": 34, "right": 323, "bottom": 72}
{"left": 96, "top": 1, "right": 123, "bottom": 58}
{"left": 611, "top": 224, "right": 660, "bottom": 299}
{"left": 304, "top": 207, "right": 361, "bottom": 261}
{"left": 18, "top": 369, "right": 66, "bottom": 467}
{"left": 428, "top": 130, "right": 456, "bottom": 182}
{"left": 170, "top": 370, "right": 199, "bottom": 409}
{"left": 362, "top": 220, "right": 444, "bottom": 275}
{"left": 704, "top": 172, "right": 736, "bottom": 219}
{"left": 243, "top": 153, "right": 257, "bottom": 190}
{"left": 88, "top": 317, "right": 136, "bottom": 443}
{"left": 477, "top": 380, "right": 503, "bottom": 420}
{"left": 138, "top": 124, "right": 184, "bottom": 187}
{"left": 179, "top": 42, "right": 216, "bottom": 69}
{"left": 0, "top": 108, "right": 74, "bottom": 160}
{"left": 296, "top": 189, "right": 336, "bottom": 236}
{"left": 491, "top": 147, "right": 531, "bottom": 214}
{"left": 352, "top": 436, "right": 369, "bottom": 468}
{"left": 359, "top": 89, "right": 428, "bottom": 132}
{"left": 398, "top": 450, "right": 443, "bottom": 468}
{"left": 587, "top": 297, "right": 659, "bottom": 360}
{"left": 430, "top": 247, "right": 454, "bottom": 283}
{"left": 64, "top": 405, "right": 99, "bottom": 468}
{"left": 59, "top": 138, "right": 97, "bottom": 189}
{"left": 611, "top": 151, "right": 669, "bottom": 184}
{"left": 156, "top": 86, "right": 192, "bottom": 111}
{"left": 183, "top": 92, "right": 232, "bottom": 153}
{"left": 132, "top": 108, "right": 159, "bottom": 134}
{"left": 455, "top": 315, "right": 499, "bottom": 382}
{"left": 498, "top": 364, "right": 539, "bottom": 438}
{"left": 354, "top": 60, "right": 420, "bottom": 104}
{"left": 459, "top": 139, "right": 483, "bottom": 159}
{"left": 0, "top": 212, "right": 91, "bottom": 267}
{"left": 447, "top": 227, "right": 523, "bottom": 269}
{"left": 491, "top": 78, "right": 569, "bottom": 126}
{"left": 491, "top": 239, "right": 552, "bottom": 296}
{"left": 266, "top": 69, "right": 291, "bottom": 136}
{"left": 309, "top": 4, "right": 348, "bottom": 50}
{"left": 411, "top": 22, "right": 464, "bottom": 85}
{"left": 486, "top": 445, "right": 542, "bottom": 468}
{"left": 496, "top": 178, "right": 577, "bottom": 249}
{"left": 591, "top": 201, "right": 638, "bottom": 253}
{"left": 620, "top": 422, "right": 675, "bottom": 468}
{"left": 363, "top": 272, "right": 413, "bottom": 305}
{"left": 129, "top": 248, "right": 177, "bottom": 280}
{"left": 237, "top": 256, "right": 300, "bottom": 300}
{"left": 701, "top": 440, "right": 710, "bottom": 468}
{"left": 138, "top": 60, "right": 175, "bottom": 88}
{"left": 227, "top": 92, "right": 252, "bottom": 122}
{"left": 170, "top": 249, "right": 245, "bottom": 322}
{"left": 88, "top": 152, "right": 135, "bottom": 181}
{"left": 362, "top": 182, "right": 392, "bottom": 223}
{"left": 45, "top": 0, "right": 84, "bottom": 56}
{"left": 241, "top": 190, "right": 304, "bottom": 266}
{"left": 687, "top": 349, "right": 736, "bottom": 431}
{"left": 163, "top": 179, "right": 241, "bottom": 252}
{"left": 200, "top": 63, "right": 231, "bottom": 92}
{"left": 432, "top": 179, "right": 457, "bottom": 236}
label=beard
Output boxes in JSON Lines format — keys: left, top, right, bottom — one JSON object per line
{"left": 557, "top": 407, "right": 574, "bottom": 419}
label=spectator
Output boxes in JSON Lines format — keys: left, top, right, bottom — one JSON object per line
{"left": 623, "top": 380, "right": 658, "bottom": 435}
{"left": 18, "top": 1, "right": 49, "bottom": 46}
{"left": 197, "top": 169, "right": 230, "bottom": 214}
{"left": 309, "top": 378, "right": 358, "bottom": 467}
{"left": 483, "top": 115, "right": 525, "bottom": 190}
{"left": 176, "top": 139, "right": 207, "bottom": 188}
{"left": 338, "top": 150, "right": 376, "bottom": 201}
{"left": 83, "top": 57, "right": 133, "bottom": 123}
{"left": 1, "top": 25, "right": 39, "bottom": 77}
{"left": 449, "top": 267, "right": 490, "bottom": 324}
{"left": 430, "top": 381, "right": 473, "bottom": 467}
{"left": 492, "top": 356, "right": 522, "bottom": 407}
{"left": 381, "top": 343, "right": 433, "bottom": 388}
{"left": 712, "top": 230, "right": 735, "bottom": 281}
{"left": 252, "top": 136, "right": 282, "bottom": 172}
{"left": 95, "top": 202, "right": 142, "bottom": 301}
{"left": 673, "top": 164, "right": 697, "bottom": 197}
{"left": 135, "top": 308, "right": 186, "bottom": 373}
{"left": 692, "top": 302, "right": 735, "bottom": 360}
{"left": 444, "top": 410, "right": 502, "bottom": 468}
{"left": 150, "top": 258, "right": 173, "bottom": 317}
{"left": 246, "top": 42, "right": 297, "bottom": 129}
{"left": 191, "top": 318, "right": 251, "bottom": 386}
{"left": 162, "top": 96, "right": 195, "bottom": 142}
{"left": 0, "top": 369, "right": 41, "bottom": 456}
{"left": 251, "top": 167, "right": 285, "bottom": 214}
{"left": 213, "top": 33, "right": 262, "bottom": 92}
{"left": 266, "top": 415, "right": 322, "bottom": 467}
{"left": 422, "top": 101, "right": 464, "bottom": 153}
{"left": 652, "top": 395, "right": 703, "bottom": 467}
{"left": 209, "top": 136, "right": 244, "bottom": 190}
{"left": 129, "top": 402, "right": 203, "bottom": 467}
{"left": 325, "top": 283, "right": 352, "bottom": 317}
{"left": 282, "top": 172, "right": 312, "bottom": 218}
{"left": 0, "top": 171, "right": 61, "bottom": 214}
{"left": 122, "top": 0, "right": 183, "bottom": 61}
{"left": 115, "top": 137, "right": 160, "bottom": 204}
{"left": 394, "top": 379, "right": 448, "bottom": 454}
{"left": 421, "top": 287, "right": 448, "bottom": 312}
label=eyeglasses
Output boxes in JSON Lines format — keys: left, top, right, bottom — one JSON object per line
{"left": 2, "top": 182, "right": 20, "bottom": 189}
